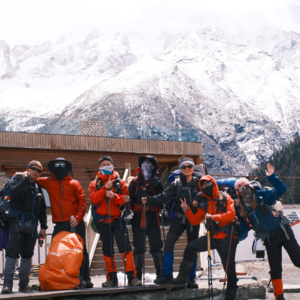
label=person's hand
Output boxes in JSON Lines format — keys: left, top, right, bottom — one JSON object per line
{"left": 141, "top": 197, "right": 147, "bottom": 205}
{"left": 124, "top": 195, "right": 130, "bottom": 203}
{"left": 205, "top": 214, "right": 215, "bottom": 221}
{"left": 22, "top": 171, "right": 30, "bottom": 178}
{"left": 70, "top": 216, "right": 78, "bottom": 227}
{"left": 192, "top": 200, "right": 198, "bottom": 207}
{"left": 105, "top": 176, "right": 115, "bottom": 189}
{"left": 39, "top": 229, "right": 46, "bottom": 239}
{"left": 265, "top": 163, "right": 275, "bottom": 177}
{"left": 106, "top": 190, "right": 115, "bottom": 199}
{"left": 180, "top": 198, "right": 189, "bottom": 212}
{"left": 234, "top": 199, "right": 240, "bottom": 206}
{"left": 218, "top": 191, "right": 224, "bottom": 200}
{"left": 232, "top": 216, "right": 240, "bottom": 225}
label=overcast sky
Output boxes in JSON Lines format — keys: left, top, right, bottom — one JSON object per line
{"left": 1, "top": 0, "right": 300, "bottom": 48}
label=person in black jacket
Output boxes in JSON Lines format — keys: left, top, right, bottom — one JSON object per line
{"left": 129, "top": 155, "right": 164, "bottom": 282}
{"left": 2, "top": 161, "right": 47, "bottom": 294}
{"left": 142, "top": 157, "right": 202, "bottom": 288}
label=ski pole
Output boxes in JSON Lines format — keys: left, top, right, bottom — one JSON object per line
{"left": 143, "top": 188, "right": 146, "bottom": 286}
{"left": 222, "top": 224, "right": 234, "bottom": 300}
{"left": 107, "top": 189, "right": 114, "bottom": 284}
{"left": 207, "top": 223, "right": 213, "bottom": 300}
{"left": 124, "top": 202, "right": 128, "bottom": 286}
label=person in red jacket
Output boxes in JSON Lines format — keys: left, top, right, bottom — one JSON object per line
{"left": 88, "top": 156, "right": 142, "bottom": 287}
{"left": 37, "top": 157, "right": 92, "bottom": 288}
{"left": 172, "top": 175, "right": 238, "bottom": 300}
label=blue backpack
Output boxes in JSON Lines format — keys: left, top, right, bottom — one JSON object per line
{"left": 0, "top": 180, "right": 12, "bottom": 229}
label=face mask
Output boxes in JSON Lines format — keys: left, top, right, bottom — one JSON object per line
{"left": 202, "top": 185, "right": 214, "bottom": 198}
{"left": 100, "top": 165, "right": 113, "bottom": 175}
{"left": 53, "top": 167, "right": 69, "bottom": 179}
{"left": 141, "top": 161, "right": 154, "bottom": 181}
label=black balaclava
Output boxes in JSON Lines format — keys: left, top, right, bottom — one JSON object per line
{"left": 201, "top": 181, "right": 214, "bottom": 199}
{"left": 53, "top": 165, "right": 69, "bottom": 179}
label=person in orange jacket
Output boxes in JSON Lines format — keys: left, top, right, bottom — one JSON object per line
{"left": 37, "top": 157, "right": 92, "bottom": 288}
{"left": 88, "top": 156, "right": 142, "bottom": 287}
{"left": 172, "top": 175, "right": 238, "bottom": 300}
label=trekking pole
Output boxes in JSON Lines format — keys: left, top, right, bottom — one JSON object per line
{"left": 124, "top": 202, "right": 128, "bottom": 286}
{"left": 207, "top": 222, "right": 213, "bottom": 300}
{"left": 107, "top": 189, "right": 114, "bottom": 284}
{"left": 143, "top": 189, "right": 146, "bottom": 286}
{"left": 161, "top": 205, "right": 166, "bottom": 246}
{"left": 222, "top": 225, "right": 234, "bottom": 300}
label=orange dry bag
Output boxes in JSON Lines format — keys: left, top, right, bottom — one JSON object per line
{"left": 38, "top": 231, "right": 84, "bottom": 291}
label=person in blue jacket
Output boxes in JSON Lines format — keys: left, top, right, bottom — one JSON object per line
{"left": 217, "top": 177, "right": 251, "bottom": 242}
{"left": 235, "top": 164, "right": 300, "bottom": 300}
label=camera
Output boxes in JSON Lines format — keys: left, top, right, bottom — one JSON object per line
{"left": 15, "top": 172, "right": 31, "bottom": 180}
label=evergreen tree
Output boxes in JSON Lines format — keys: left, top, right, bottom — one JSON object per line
{"left": 290, "top": 167, "right": 300, "bottom": 204}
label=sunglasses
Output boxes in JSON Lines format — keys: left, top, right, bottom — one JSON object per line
{"left": 181, "top": 164, "right": 194, "bottom": 170}
{"left": 237, "top": 185, "right": 251, "bottom": 195}
{"left": 201, "top": 180, "right": 212, "bottom": 188}
{"left": 54, "top": 163, "right": 66, "bottom": 168}
{"left": 29, "top": 166, "right": 42, "bottom": 173}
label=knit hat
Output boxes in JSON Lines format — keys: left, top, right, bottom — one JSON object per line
{"left": 27, "top": 160, "right": 42, "bottom": 172}
{"left": 235, "top": 178, "right": 250, "bottom": 191}
{"left": 99, "top": 156, "right": 113, "bottom": 166}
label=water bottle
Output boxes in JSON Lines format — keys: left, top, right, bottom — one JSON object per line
{"left": 39, "top": 235, "right": 44, "bottom": 247}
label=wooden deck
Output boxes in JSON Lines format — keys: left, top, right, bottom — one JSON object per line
{"left": 0, "top": 283, "right": 186, "bottom": 300}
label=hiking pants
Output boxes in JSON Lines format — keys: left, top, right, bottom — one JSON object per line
{"left": 164, "top": 222, "right": 200, "bottom": 252}
{"left": 6, "top": 219, "right": 36, "bottom": 259}
{"left": 132, "top": 223, "right": 163, "bottom": 255}
{"left": 52, "top": 220, "right": 90, "bottom": 281}
{"left": 184, "top": 234, "right": 238, "bottom": 290}
{"left": 96, "top": 218, "right": 132, "bottom": 256}
{"left": 264, "top": 224, "right": 300, "bottom": 280}
{"left": 163, "top": 222, "right": 199, "bottom": 280}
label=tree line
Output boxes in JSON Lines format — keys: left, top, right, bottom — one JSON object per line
{"left": 250, "top": 135, "right": 300, "bottom": 204}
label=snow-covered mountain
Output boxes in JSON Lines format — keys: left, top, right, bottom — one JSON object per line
{"left": 1, "top": 27, "right": 300, "bottom": 174}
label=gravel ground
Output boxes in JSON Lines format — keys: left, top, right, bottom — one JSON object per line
{"left": 243, "top": 259, "right": 300, "bottom": 300}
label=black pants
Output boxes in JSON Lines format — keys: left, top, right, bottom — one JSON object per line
{"left": 184, "top": 234, "right": 238, "bottom": 290}
{"left": 52, "top": 220, "right": 90, "bottom": 281}
{"left": 132, "top": 224, "right": 163, "bottom": 255}
{"left": 6, "top": 219, "right": 37, "bottom": 259}
{"left": 96, "top": 219, "right": 132, "bottom": 256}
{"left": 165, "top": 222, "right": 199, "bottom": 252}
{"left": 265, "top": 224, "right": 300, "bottom": 280}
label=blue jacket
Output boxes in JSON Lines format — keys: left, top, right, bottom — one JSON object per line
{"left": 244, "top": 173, "right": 287, "bottom": 240}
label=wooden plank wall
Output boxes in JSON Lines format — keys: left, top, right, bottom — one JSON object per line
{"left": 0, "top": 147, "right": 202, "bottom": 205}
{"left": 0, "top": 132, "right": 203, "bottom": 156}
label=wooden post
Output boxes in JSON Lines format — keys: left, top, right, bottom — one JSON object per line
{"left": 125, "top": 162, "right": 131, "bottom": 177}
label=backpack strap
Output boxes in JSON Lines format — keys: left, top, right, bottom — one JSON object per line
{"left": 96, "top": 178, "right": 105, "bottom": 190}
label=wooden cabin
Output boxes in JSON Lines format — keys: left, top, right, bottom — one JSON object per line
{"left": 0, "top": 130, "right": 204, "bottom": 275}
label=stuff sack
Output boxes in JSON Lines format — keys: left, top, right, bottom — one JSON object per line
{"left": 38, "top": 231, "right": 84, "bottom": 291}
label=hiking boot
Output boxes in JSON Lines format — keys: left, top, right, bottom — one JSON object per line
{"left": 85, "top": 279, "right": 94, "bottom": 288}
{"left": 171, "top": 260, "right": 194, "bottom": 284}
{"left": 19, "top": 285, "right": 32, "bottom": 292}
{"left": 187, "top": 280, "right": 198, "bottom": 289}
{"left": 154, "top": 276, "right": 172, "bottom": 285}
{"left": 102, "top": 280, "right": 118, "bottom": 287}
{"left": 129, "top": 278, "right": 142, "bottom": 286}
{"left": 1, "top": 285, "right": 12, "bottom": 294}
{"left": 277, "top": 295, "right": 285, "bottom": 300}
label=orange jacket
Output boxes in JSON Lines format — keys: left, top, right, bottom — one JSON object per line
{"left": 37, "top": 175, "right": 86, "bottom": 224}
{"left": 88, "top": 171, "right": 128, "bottom": 223}
{"left": 184, "top": 175, "right": 236, "bottom": 239}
